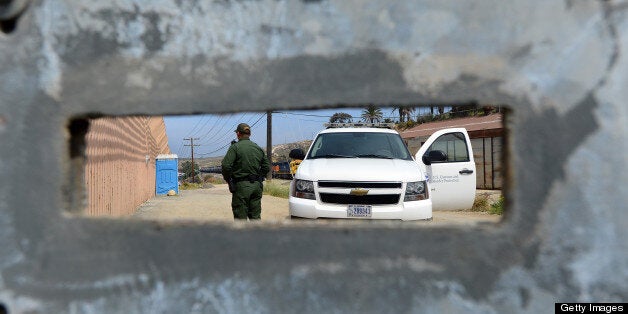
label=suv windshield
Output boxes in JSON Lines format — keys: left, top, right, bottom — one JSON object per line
{"left": 307, "top": 132, "right": 413, "bottom": 160}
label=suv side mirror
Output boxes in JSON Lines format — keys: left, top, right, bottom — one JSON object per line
{"left": 289, "top": 148, "right": 305, "bottom": 160}
{"left": 422, "top": 150, "right": 447, "bottom": 165}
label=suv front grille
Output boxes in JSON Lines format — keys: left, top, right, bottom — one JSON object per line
{"left": 319, "top": 193, "right": 400, "bottom": 205}
{"left": 318, "top": 181, "right": 402, "bottom": 188}
{"left": 317, "top": 181, "right": 403, "bottom": 205}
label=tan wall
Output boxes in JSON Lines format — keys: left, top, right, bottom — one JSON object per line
{"left": 84, "top": 116, "right": 171, "bottom": 216}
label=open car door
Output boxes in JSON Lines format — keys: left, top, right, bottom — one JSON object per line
{"left": 415, "top": 128, "right": 476, "bottom": 211}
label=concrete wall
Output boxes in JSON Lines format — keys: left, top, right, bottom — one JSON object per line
{"left": 0, "top": 0, "right": 626, "bottom": 313}
{"left": 85, "top": 116, "right": 170, "bottom": 216}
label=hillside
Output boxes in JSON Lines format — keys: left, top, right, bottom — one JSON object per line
{"left": 271, "top": 140, "right": 312, "bottom": 162}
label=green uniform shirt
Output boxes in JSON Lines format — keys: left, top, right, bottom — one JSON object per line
{"left": 221, "top": 137, "right": 270, "bottom": 181}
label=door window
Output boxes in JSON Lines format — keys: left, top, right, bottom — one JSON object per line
{"left": 425, "top": 132, "right": 469, "bottom": 162}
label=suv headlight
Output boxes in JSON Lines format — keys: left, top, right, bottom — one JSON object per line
{"left": 404, "top": 181, "right": 428, "bottom": 201}
{"left": 293, "top": 179, "right": 315, "bottom": 200}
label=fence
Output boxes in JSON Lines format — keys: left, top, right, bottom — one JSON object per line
{"left": 471, "top": 137, "right": 503, "bottom": 189}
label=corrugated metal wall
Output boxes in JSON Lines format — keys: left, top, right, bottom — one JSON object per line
{"left": 84, "top": 116, "right": 171, "bottom": 216}
{"left": 471, "top": 137, "right": 503, "bottom": 190}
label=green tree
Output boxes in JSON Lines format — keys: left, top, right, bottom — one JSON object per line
{"left": 329, "top": 112, "right": 353, "bottom": 123}
{"left": 361, "top": 105, "right": 383, "bottom": 123}
{"left": 180, "top": 160, "right": 200, "bottom": 181}
{"left": 449, "top": 104, "right": 477, "bottom": 118}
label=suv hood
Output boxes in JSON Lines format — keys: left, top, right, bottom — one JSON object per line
{"left": 296, "top": 158, "right": 424, "bottom": 182}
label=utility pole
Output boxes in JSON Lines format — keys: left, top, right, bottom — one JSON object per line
{"left": 266, "top": 111, "right": 272, "bottom": 181}
{"left": 184, "top": 138, "right": 200, "bottom": 183}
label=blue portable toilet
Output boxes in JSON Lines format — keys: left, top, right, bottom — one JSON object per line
{"left": 155, "top": 154, "right": 179, "bottom": 195}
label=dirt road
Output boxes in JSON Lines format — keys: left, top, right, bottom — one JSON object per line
{"left": 133, "top": 184, "right": 500, "bottom": 226}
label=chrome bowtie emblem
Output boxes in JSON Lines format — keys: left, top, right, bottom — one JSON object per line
{"left": 350, "top": 188, "right": 369, "bottom": 196}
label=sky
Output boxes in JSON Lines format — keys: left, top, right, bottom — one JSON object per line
{"left": 165, "top": 108, "right": 359, "bottom": 158}
{"left": 165, "top": 106, "right": 444, "bottom": 158}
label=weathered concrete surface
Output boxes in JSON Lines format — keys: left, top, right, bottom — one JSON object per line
{"left": 0, "top": 0, "right": 626, "bottom": 313}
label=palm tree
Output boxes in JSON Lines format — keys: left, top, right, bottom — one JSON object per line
{"left": 392, "top": 106, "right": 415, "bottom": 123}
{"left": 392, "top": 106, "right": 405, "bottom": 123}
{"left": 361, "top": 105, "right": 383, "bottom": 123}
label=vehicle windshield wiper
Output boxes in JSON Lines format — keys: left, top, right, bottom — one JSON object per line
{"left": 311, "top": 154, "right": 356, "bottom": 159}
{"left": 355, "top": 154, "right": 394, "bottom": 159}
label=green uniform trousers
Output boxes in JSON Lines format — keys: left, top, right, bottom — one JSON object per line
{"left": 231, "top": 181, "right": 263, "bottom": 219}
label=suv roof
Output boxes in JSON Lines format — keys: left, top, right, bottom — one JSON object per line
{"left": 324, "top": 122, "right": 395, "bottom": 129}
{"left": 318, "top": 127, "right": 399, "bottom": 134}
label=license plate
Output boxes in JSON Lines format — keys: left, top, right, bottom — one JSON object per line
{"left": 347, "top": 204, "right": 372, "bottom": 218}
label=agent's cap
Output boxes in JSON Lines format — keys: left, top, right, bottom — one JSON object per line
{"left": 235, "top": 123, "right": 251, "bottom": 134}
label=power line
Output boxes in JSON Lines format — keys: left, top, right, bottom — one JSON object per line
{"left": 189, "top": 115, "right": 216, "bottom": 138}
{"left": 274, "top": 110, "right": 399, "bottom": 121}
{"left": 198, "top": 114, "right": 244, "bottom": 150}
{"left": 202, "top": 112, "right": 265, "bottom": 151}
{"left": 250, "top": 112, "right": 266, "bottom": 128}
{"left": 244, "top": 113, "right": 257, "bottom": 124}
{"left": 274, "top": 111, "right": 331, "bottom": 118}
{"left": 197, "top": 115, "right": 228, "bottom": 143}
{"left": 198, "top": 113, "right": 235, "bottom": 145}
{"left": 196, "top": 113, "right": 267, "bottom": 157}
{"left": 174, "top": 141, "right": 185, "bottom": 157}
{"left": 197, "top": 141, "right": 232, "bottom": 157}
{"left": 187, "top": 115, "right": 210, "bottom": 137}
{"left": 168, "top": 115, "right": 209, "bottom": 157}
{"left": 275, "top": 115, "right": 328, "bottom": 123}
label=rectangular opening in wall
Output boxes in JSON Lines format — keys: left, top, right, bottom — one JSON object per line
{"left": 68, "top": 105, "right": 507, "bottom": 226}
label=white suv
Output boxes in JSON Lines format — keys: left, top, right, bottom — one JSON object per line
{"left": 289, "top": 123, "right": 432, "bottom": 221}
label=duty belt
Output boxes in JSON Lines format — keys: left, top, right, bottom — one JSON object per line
{"left": 233, "top": 175, "right": 264, "bottom": 183}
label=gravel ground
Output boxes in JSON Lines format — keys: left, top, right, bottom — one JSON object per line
{"left": 133, "top": 184, "right": 501, "bottom": 226}
{"left": 133, "top": 184, "right": 288, "bottom": 222}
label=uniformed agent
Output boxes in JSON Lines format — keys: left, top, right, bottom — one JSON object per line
{"left": 221, "top": 123, "right": 270, "bottom": 220}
